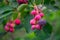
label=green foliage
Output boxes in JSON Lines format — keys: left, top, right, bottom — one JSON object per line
{"left": 17, "top": 4, "right": 27, "bottom": 12}
{"left": 43, "top": 22, "right": 52, "bottom": 34}
{"left": 0, "top": 0, "right": 60, "bottom": 40}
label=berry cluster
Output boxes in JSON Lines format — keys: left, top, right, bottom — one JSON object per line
{"left": 17, "top": 0, "right": 28, "bottom": 4}
{"left": 30, "top": 7, "right": 46, "bottom": 30}
{"left": 4, "top": 19, "right": 21, "bottom": 32}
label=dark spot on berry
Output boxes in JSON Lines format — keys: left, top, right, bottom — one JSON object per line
{"left": 38, "top": 19, "right": 46, "bottom": 26}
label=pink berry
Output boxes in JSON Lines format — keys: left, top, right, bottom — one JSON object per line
{"left": 30, "top": 19, "right": 36, "bottom": 25}
{"left": 9, "top": 23, "right": 15, "bottom": 28}
{"left": 15, "top": 19, "right": 21, "bottom": 25}
{"left": 35, "top": 24, "right": 42, "bottom": 30}
{"left": 5, "top": 26, "right": 9, "bottom": 32}
{"left": 17, "top": 0, "right": 24, "bottom": 4}
{"left": 31, "top": 25, "right": 35, "bottom": 30}
{"left": 17, "top": 0, "right": 28, "bottom": 4}
{"left": 31, "top": 10, "right": 37, "bottom": 16}
{"left": 9, "top": 28, "right": 14, "bottom": 32}
{"left": 34, "top": 15, "right": 41, "bottom": 21}
{"left": 39, "top": 12, "right": 44, "bottom": 17}
{"left": 23, "top": 0, "right": 28, "bottom": 4}
{"left": 6, "top": 23, "right": 10, "bottom": 26}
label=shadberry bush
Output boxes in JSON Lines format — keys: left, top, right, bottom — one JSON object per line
{"left": 0, "top": 0, "right": 60, "bottom": 40}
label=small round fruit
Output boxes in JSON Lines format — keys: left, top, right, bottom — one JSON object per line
{"left": 31, "top": 25, "right": 36, "bottom": 30}
{"left": 9, "top": 28, "right": 14, "bottom": 32}
{"left": 9, "top": 23, "right": 15, "bottom": 28}
{"left": 17, "top": 0, "right": 28, "bottom": 4}
{"left": 30, "top": 19, "right": 36, "bottom": 25}
{"left": 17, "top": 0, "right": 24, "bottom": 4}
{"left": 6, "top": 22, "right": 10, "bottom": 26}
{"left": 34, "top": 15, "right": 41, "bottom": 21}
{"left": 39, "top": 12, "right": 44, "bottom": 17}
{"left": 23, "top": 0, "right": 28, "bottom": 4}
{"left": 15, "top": 19, "right": 21, "bottom": 25}
{"left": 38, "top": 19, "right": 46, "bottom": 26}
{"left": 5, "top": 26, "right": 9, "bottom": 32}
{"left": 31, "top": 10, "right": 37, "bottom": 16}
{"left": 35, "top": 24, "right": 41, "bottom": 30}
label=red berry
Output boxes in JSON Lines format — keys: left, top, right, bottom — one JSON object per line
{"left": 6, "top": 23, "right": 10, "bottom": 26}
{"left": 31, "top": 25, "right": 35, "bottom": 30}
{"left": 35, "top": 24, "right": 42, "bottom": 30}
{"left": 17, "top": 0, "right": 24, "bottom": 4}
{"left": 15, "top": 19, "right": 21, "bottom": 25}
{"left": 34, "top": 15, "right": 41, "bottom": 21}
{"left": 31, "top": 10, "right": 37, "bottom": 16}
{"left": 5, "top": 26, "right": 9, "bottom": 32}
{"left": 17, "top": 0, "right": 28, "bottom": 4}
{"left": 9, "top": 20, "right": 13, "bottom": 23}
{"left": 23, "top": 0, "right": 28, "bottom": 4}
{"left": 9, "top": 23, "right": 15, "bottom": 28}
{"left": 9, "top": 28, "right": 14, "bottom": 32}
{"left": 39, "top": 12, "right": 44, "bottom": 17}
{"left": 30, "top": 19, "right": 36, "bottom": 25}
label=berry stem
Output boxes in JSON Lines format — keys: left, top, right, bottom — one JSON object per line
{"left": 17, "top": 12, "right": 21, "bottom": 19}
{"left": 33, "top": 4, "right": 39, "bottom": 14}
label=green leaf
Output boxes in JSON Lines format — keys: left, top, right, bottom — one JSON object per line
{"left": 26, "top": 32, "right": 35, "bottom": 38}
{"left": 21, "top": 9, "right": 29, "bottom": 18}
{"left": 1, "top": 11, "right": 13, "bottom": 26}
{"left": 15, "top": 23, "right": 23, "bottom": 30}
{"left": 2, "top": 19, "right": 7, "bottom": 26}
{"left": 0, "top": 5, "right": 13, "bottom": 14}
{"left": 54, "top": 10, "right": 60, "bottom": 33}
{"left": 43, "top": 22, "right": 52, "bottom": 34}
{"left": 17, "top": 4, "right": 27, "bottom": 12}
{"left": 12, "top": 11, "right": 18, "bottom": 20}
{"left": 44, "top": 0, "right": 51, "bottom": 4}
{"left": 23, "top": 15, "right": 33, "bottom": 33}
{"left": 8, "top": 0, "right": 16, "bottom": 2}
{"left": 43, "top": 9, "right": 56, "bottom": 22}
{"left": 35, "top": 0, "right": 41, "bottom": 5}
{"left": 34, "top": 30, "right": 49, "bottom": 40}
{"left": 25, "top": 32, "right": 35, "bottom": 40}
{"left": 9, "top": 2, "right": 18, "bottom": 8}
{"left": 0, "top": 11, "right": 12, "bottom": 19}
{"left": 15, "top": 37, "right": 21, "bottom": 40}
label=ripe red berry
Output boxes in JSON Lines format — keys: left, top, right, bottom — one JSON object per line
{"left": 9, "top": 28, "right": 14, "bottom": 32}
{"left": 34, "top": 15, "right": 41, "bottom": 21}
{"left": 5, "top": 26, "right": 9, "bottom": 32}
{"left": 15, "top": 19, "right": 21, "bottom": 25}
{"left": 9, "top": 23, "right": 15, "bottom": 28}
{"left": 6, "top": 23, "right": 10, "bottom": 26}
{"left": 31, "top": 25, "right": 36, "bottom": 30}
{"left": 39, "top": 12, "right": 44, "bottom": 17}
{"left": 35, "top": 24, "right": 41, "bottom": 30}
{"left": 30, "top": 19, "right": 36, "bottom": 25}
{"left": 23, "top": 0, "right": 28, "bottom": 4}
{"left": 17, "top": 0, "right": 28, "bottom": 4}
{"left": 31, "top": 10, "right": 37, "bottom": 16}
{"left": 17, "top": 0, "right": 24, "bottom": 4}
